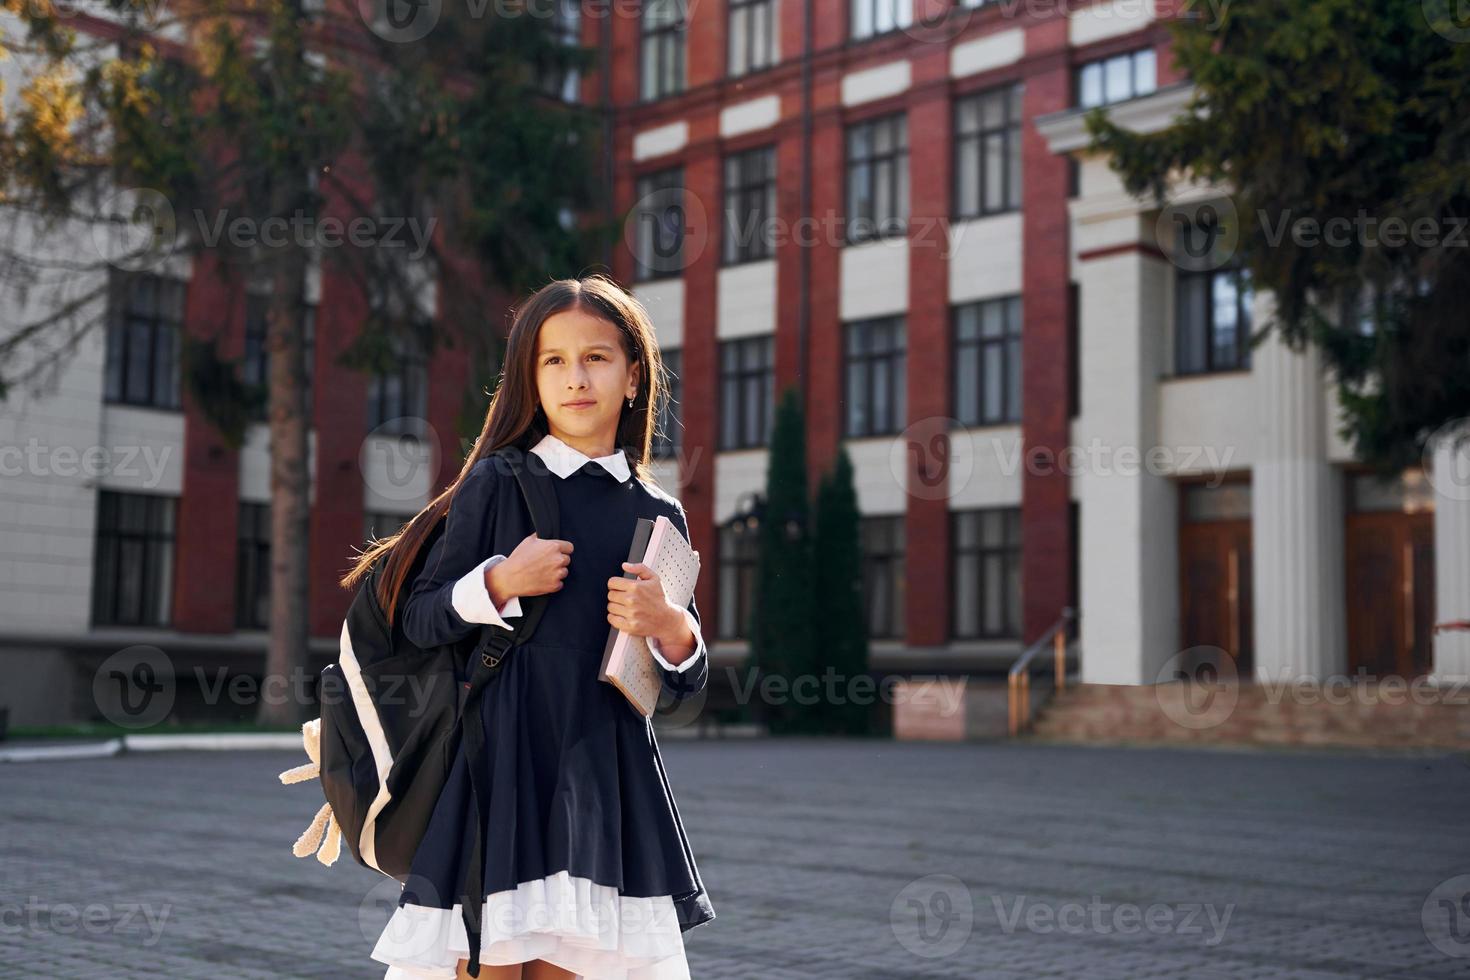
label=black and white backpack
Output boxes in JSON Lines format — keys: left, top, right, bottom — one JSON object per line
{"left": 279, "top": 445, "right": 560, "bottom": 883}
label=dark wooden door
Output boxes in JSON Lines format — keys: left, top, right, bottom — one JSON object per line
{"left": 1346, "top": 512, "right": 1435, "bottom": 678}
{"left": 1179, "top": 520, "right": 1254, "bottom": 678}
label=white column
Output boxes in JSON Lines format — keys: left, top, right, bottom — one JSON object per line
{"left": 1251, "top": 293, "right": 1346, "bottom": 682}
{"left": 1076, "top": 243, "right": 1179, "bottom": 685}
{"left": 1431, "top": 423, "right": 1470, "bottom": 683}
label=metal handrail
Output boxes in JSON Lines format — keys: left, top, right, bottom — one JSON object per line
{"left": 1008, "top": 607, "right": 1079, "bottom": 736}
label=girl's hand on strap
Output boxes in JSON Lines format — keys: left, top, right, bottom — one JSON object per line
{"left": 491, "top": 532, "right": 575, "bottom": 605}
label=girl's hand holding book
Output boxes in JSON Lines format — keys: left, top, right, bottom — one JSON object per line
{"left": 488, "top": 532, "right": 575, "bottom": 606}
{"left": 606, "top": 561, "right": 695, "bottom": 660}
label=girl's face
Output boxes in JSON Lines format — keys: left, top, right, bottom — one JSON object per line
{"left": 535, "top": 307, "right": 640, "bottom": 455}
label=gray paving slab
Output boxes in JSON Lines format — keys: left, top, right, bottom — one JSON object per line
{"left": 1, "top": 739, "right": 1468, "bottom": 978}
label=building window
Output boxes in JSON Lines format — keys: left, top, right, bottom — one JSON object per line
{"left": 861, "top": 515, "right": 905, "bottom": 639}
{"left": 729, "top": 0, "right": 775, "bottom": 76}
{"left": 640, "top": 0, "right": 686, "bottom": 102}
{"left": 718, "top": 335, "right": 775, "bottom": 450}
{"left": 541, "top": 0, "right": 583, "bottom": 102}
{"left": 851, "top": 0, "right": 911, "bottom": 39}
{"left": 236, "top": 502, "right": 271, "bottom": 629}
{"left": 843, "top": 316, "right": 906, "bottom": 437}
{"left": 367, "top": 332, "right": 430, "bottom": 438}
{"left": 243, "top": 294, "right": 317, "bottom": 422}
{"left": 1347, "top": 470, "right": 1435, "bottom": 515}
{"left": 1182, "top": 481, "right": 1253, "bottom": 522}
{"left": 954, "top": 83, "right": 1023, "bottom": 219}
{"left": 104, "top": 272, "right": 186, "bottom": 410}
{"left": 724, "top": 145, "right": 777, "bottom": 265}
{"left": 92, "top": 491, "right": 176, "bottom": 627}
{"left": 1175, "top": 211, "right": 1254, "bottom": 375}
{"left": 845, "top": 113, "right": 908, "bottom": 244}
{"left": 954, "top": 295, "right": 1022, "bottom": 426}
{"left": 1076, "top": 48, "right": 1156, "bottom": 109}
{"left": 951, "top": 507, "right": 1022, "bottom": 639}
{"left": 718, "top": 522, "right": 760, "bottom": 639}
{"left": 634, "top": 167, "right": 685, "bottom": 281}
{"left": 653, "top": 348, "right": 683, "bottom": 459}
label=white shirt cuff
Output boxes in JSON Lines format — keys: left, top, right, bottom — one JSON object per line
{"left": 449, "top": 555, "right": 522, "bottom": 630}
{"left": 647, "top": 606, "right": 705, "bottom": 673}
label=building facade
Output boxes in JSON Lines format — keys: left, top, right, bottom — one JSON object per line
{"left": 607, "top": 0, "right": 1164, "bottom": 677}
{"left": 4, "top": 0, "right": 1468, "bottom": 727}
{"left": 1035, "top": 87, "right": 1470, "bottom": 689}
{"left": 0, "top": 1, "right": 479, "bottom": 722}
{"left": 600, "top": 0, "right": 1470, "bottom": 691}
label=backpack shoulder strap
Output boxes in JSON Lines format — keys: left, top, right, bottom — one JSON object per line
{"left": 504, "top": 446, "right": 559, "bottom": 543}
{"left": 466, "top": 445, "right": 559, "bottom": 665}
{"left": 498, "top": 446, "right": 558, "bottom": 645}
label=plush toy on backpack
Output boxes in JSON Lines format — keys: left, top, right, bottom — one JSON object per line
{"left": 278, "top": 717, "right": 342, "bottom": 865}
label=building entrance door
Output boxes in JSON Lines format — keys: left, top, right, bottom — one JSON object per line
{"left": 1178, "top": 480, "right": 1254, "bottom": 679}
{"left": 1346, "top": 513, "right": 1434, "bottom": 679}
{"left": 1345, "top": 470, "right": 1435, "bottom": 680}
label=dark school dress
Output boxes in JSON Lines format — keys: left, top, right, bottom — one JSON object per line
{"left": 370, "top": 453, "right": 715, "bottom": 980}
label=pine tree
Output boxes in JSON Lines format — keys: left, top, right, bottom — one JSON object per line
{"left": 747, "top": 386, "right": 814, "bottom": 735}
{"left": 811, "top": 447, "right": 871, "bottom": 735}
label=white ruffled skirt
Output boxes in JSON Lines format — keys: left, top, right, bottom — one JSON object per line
{"left": 372, "top": 869, "right": 692, "bottom": 980}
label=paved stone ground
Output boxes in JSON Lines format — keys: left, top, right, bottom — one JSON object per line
{"left": 3, "top": 738, "right": 1469, "bottom": 979}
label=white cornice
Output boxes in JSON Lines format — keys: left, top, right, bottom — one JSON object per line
{"left": 1034, "top": 82, "right": 1197, "bottom": 156}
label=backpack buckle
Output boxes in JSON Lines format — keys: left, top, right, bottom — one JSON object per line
{"left": 477, "top": 625, "right": 514, "bottom": 671}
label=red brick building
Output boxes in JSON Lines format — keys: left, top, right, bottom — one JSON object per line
{"left": 595, "top": 0, "right": 1183, "bottom": 665}
{"left": 0, "top": 0, "right": 1190, "bottom": 726}
{"left": 11, "top": 0, "right": 1463, "bottom": 729}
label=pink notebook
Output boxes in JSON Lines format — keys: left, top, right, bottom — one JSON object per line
{"left": 598, "top": 514, "right": 701, "bottom": 717}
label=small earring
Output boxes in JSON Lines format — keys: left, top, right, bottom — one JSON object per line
{"left": 627, "top": 396, "right": 634, "bottom": 408}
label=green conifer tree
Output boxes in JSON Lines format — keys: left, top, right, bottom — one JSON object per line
{"left": 747, "top": 386, "right": 814, "bottom": 735}
{"left": 812, "top": 447, "right": 871, "bottom": 735}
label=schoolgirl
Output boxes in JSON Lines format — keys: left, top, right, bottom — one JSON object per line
{"left": 340, "top": 275, "right": 715, "bottom": 980}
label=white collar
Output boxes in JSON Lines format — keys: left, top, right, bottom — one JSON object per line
{"left": 530, "top": 432, "right": 632, "bottom": 483}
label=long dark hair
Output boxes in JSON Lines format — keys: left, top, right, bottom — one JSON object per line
{"left": 340, "top": 273, "right": 670, "bottom": 623}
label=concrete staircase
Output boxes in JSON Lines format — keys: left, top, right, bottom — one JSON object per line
{"left": 1029, "top": 680, "right": 1470, "bottom": 750}
{"left": 890, "top": 676, "right": 1014, "bottom": 739}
